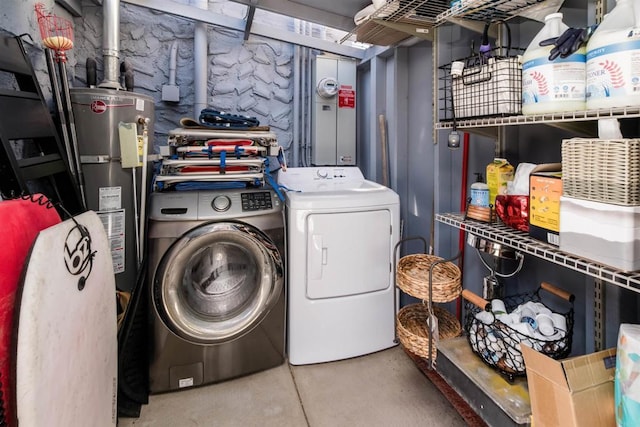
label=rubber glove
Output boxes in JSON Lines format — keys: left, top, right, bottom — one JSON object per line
{"left": 539, "top": 26, "right": 596, "bottom": 61}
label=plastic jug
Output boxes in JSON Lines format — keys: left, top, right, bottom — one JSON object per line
{"left": 470, "top": 173, "right": 490, "bottom": 208}
{"left": 522, "top": 13, "right": 587, "bottom": 114}
{"left": 586, "top": 0, "right": 640, "bottom": 109}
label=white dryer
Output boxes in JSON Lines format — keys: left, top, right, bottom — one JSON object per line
{"left": 278, "top": 167, "right": 399, "bottom": 365}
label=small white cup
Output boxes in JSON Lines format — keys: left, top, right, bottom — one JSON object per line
{"left": 450, "top": 61, "right": 464, "bottom": 77}
{"left": 491, "top": 299, "right": 507, "bottom": 315}
{"left": 536, "top": 313, "right": 555, "bottom": 336}
{"left": 550, "top": 313, "right": 567, "bottom": 333}
{"left": 475, "top": 311, "right": 495, "bottom": 325}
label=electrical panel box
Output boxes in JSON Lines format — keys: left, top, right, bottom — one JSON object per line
{"left": 312, "top": 55, "right": 356, "bottom": 166}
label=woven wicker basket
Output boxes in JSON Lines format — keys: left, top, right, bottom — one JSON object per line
{"left": 396, "top": 303, "right": 462, "bottom": 362}
{"left": 396, "top": 254, "right": 462, "bottom": 302}
{"left": 562, "top": 138, "right": 640, "bottom": 206}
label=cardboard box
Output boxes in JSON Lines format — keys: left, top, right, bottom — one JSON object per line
{"left": 522, "top": 345, "right": 617, "bottom": 427}
{"left": 529, "top": 163, "right": 562, "bottom": 245}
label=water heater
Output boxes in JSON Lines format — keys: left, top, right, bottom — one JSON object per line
{"left": 70, "top": 88, "right": 154, "bottom": 292}
{"left": 312, "top": 55, "right": 356, "bottom": 166}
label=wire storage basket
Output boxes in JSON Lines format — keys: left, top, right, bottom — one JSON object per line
{"left": 439, "top": 21, "right": 524, "bottom": 121}
{"left": 440, "top": 46, "right": 523, "bottom": 120}
{"left": 396, "top": 254, "right": 462, "bottom": 303}
{"left": 397, "top": 303, "right": 462, "bottom": 362}
{"left": 562, "top": 138, "right": 640, "bottom": 206}
{"left": 463, "top": 283, "right": 574, "bottom": 381}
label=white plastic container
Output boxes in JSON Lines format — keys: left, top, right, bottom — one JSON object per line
{"left": 522, "top": 13, "right": 586, "bottom": 114}
{"left": 586, "top": 0, "right": 640, "bottom": 110}
{"left": 559, "top": 196, "right": 640, "bottom": 271}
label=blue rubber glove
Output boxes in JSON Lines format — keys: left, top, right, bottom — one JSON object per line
{"left": 539, "top": 26, "right": 596, "bottom": 61}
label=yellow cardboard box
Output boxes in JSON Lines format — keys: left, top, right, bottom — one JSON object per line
{"left": 529, "top": 163, "right": 562, "bottom": 245}
{"left": 486, "top": 158, "right": 514, "bottom": 207}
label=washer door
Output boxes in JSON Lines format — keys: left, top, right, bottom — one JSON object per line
{"left": 154, "top": 221, "right": 283, "bottom": 344}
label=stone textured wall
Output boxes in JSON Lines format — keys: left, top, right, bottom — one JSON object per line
{"left": 72, "top": 1, "right": 295, "bottom": 154}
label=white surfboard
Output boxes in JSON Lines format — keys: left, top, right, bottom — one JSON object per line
{"left": 15, "top": 211, "right": 118, "bottom": 427}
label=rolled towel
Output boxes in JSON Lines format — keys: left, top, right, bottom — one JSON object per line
{"left": 354, "top": 4, "right": 376, "bottom": 25}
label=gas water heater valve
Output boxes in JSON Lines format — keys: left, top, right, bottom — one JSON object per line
{"left": 316, "top": 77, "right": 339, "bottom": 99}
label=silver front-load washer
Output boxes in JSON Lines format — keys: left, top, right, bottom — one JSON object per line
{"left": 147, "top": 188, "right": 285, "bottom": 393}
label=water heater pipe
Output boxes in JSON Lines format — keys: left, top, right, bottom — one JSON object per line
{"left": 194, "top": 0, "right": 208, "bottom": 119}
{"left": 99, "top": 0, "right": 123, "bottom": 89}
{"left": 169, "top": 40, "right": 178, "bottom": 85}
{"left": 292, "top": 19, "right": 301, "bottom": 168}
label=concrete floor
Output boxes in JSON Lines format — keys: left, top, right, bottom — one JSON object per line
{"left": 118, "top": 345, "right": 467, "bottom": 426}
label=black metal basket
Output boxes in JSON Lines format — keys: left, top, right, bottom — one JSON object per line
{"left": 438, "top": 21, "right": 524, "bottom": 121}
{"left": 463, "top": 283, "right": 574, "bottom": 381}
{"left": 439, "top": 47, "right": 524, "bottom": 121}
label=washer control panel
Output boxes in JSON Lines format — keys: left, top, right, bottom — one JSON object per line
{"left": 149, "top": 189, "right": 281, "bottom": 221}
{"left": 241, "top": 191, "right": 273, "bottom": 211}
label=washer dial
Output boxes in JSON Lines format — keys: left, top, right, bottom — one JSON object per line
{"left": 212, "top": 195, "right": 231, "bottom": 212}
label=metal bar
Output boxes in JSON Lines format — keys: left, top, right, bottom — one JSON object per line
{"left": 121, "top": 0, "right": 365, "bottom": 59}
{"left": 45, "top": 49, "right": 77, "bottom": 180}
{"left": 58, "top": 60, "right": 88, "bottom": 210}
{"left": 393, "top": 237, "right": 429, "bottom": 344}
{"left": 229, "top": 0, "right": 354, "bottom": 32}
{"left": 595, "top": 0, "right": 605, "bottom": 24}
{"left": 436, "top": 213, "right": 640, "bottom": 294}
{"left": 55, "top": 0, "right": 83, "bottom": 17}
{"left": 244, "top": 5, "right": 256, "bottom": 41}
{"left": 594, "top": 279, "right": 605, "bottom": 351}
{"left": 593, "top": 0, "right": 606, "bottom": 358}
{"left": 428, "top": 251, "right": 462, "bottom": 369}
{"left": 435, "top": 106, "right": 640, "bottom": 129}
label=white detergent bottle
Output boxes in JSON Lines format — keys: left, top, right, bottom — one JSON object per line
{"left": 522, "top": 13, "right": 587, "bottom": 115}
{"left": 586, "top": 0, "right": 640, "bottom": 110}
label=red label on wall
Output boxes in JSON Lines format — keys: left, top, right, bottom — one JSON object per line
{"left": 338, "top": 86, "right": 355, "bottom": 109}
